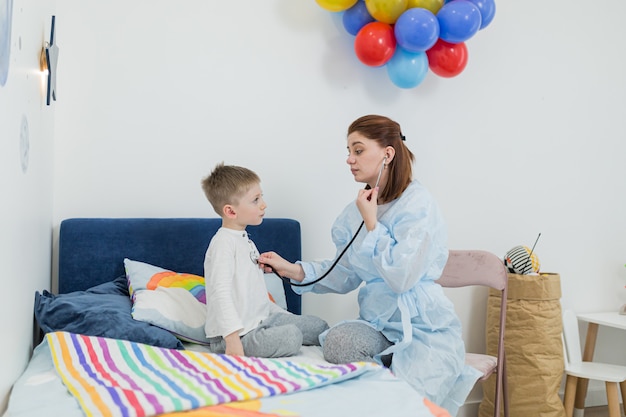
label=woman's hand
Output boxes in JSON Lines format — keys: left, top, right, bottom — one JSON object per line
{"left": 258, "top": 251, "right": 305, "bottom": 282}
{"left": 356, "top": 186, "right": 379, "bottom": 231}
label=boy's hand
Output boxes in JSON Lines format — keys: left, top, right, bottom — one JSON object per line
{"left": 224, "top": 331, "right": 244, "bottom": 356}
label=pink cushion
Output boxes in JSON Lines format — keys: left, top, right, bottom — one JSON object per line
{"left": 466, "top": 353, "right": 497, "bottom": 380}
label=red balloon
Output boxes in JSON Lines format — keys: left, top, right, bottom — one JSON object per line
{"left": 354, "top": 22, "right": 396, "bottom": 67}
{"left": 425, "top": 39, "right": 468, "bottom": 78}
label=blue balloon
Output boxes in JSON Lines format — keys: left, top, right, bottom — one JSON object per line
{"left": 386, "top": 47, "right": 429, "bottom": 89}
{"left": 437, "top": 0, "right": 482, "bottom": 44}
{"left": 467, "top": 0, "right": 495, "bottom": 29}
{"left": 343, "top": 1, "right": 375, "bottom": 36}
{"left": 394, "top": 8, "right": 439, "bottom": 53}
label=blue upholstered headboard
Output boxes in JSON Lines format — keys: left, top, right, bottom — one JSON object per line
{"left": 58, "top": 218, "right": 302, "bottom": 314}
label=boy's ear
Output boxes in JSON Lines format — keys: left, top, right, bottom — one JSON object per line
{"left": 223, "top": 205, "right": 237, "bottom": 219}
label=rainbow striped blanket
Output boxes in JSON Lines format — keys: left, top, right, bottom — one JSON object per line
{"left": 47, "top": 331, "right": 380, "bottom": 417}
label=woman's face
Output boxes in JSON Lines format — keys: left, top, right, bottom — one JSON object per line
{"left": 346, "top": 132, "right": 387, "bottom": 188}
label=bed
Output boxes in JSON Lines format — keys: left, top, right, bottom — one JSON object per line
{"left": 5, "top": 218, "right": 451, "bottom": 417}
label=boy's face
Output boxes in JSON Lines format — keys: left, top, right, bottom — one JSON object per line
{"left": 232, "top": 183, "right": 266, "bottom": 227}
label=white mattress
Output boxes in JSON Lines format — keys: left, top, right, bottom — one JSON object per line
{"left": 4, "top": 339, "right": 443, "bottom": 417}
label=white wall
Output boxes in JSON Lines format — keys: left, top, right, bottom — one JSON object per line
{"left": 2, "top": 0, "right": 625, "bottom": 415}
{"left": 0, "top": 0, "right": 56, "bottom": 412}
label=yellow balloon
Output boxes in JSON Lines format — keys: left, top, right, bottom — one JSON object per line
{"left": 406, "top": 0, "right": 444, "bottom": 15}
{"left": 315, "top": 0, "right": 359, "bottom": 13}
{"left": 365, "top": 0, "right": 408, "bottom": 24}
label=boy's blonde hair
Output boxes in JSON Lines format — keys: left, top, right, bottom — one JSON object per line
{"left": 201, "top": 162, "right": 260, "bottom": 216}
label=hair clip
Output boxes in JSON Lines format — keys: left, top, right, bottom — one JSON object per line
{"left": 400, "top": 134, "right": 406, "bottom": 141}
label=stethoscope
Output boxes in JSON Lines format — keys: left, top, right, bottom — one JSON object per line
{"left": 262, "top": 155, "right": 387, "bottom": 287}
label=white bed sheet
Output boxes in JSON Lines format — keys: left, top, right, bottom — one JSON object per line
{"left": 5, "top": 339, "right": 444, "bottom": 417}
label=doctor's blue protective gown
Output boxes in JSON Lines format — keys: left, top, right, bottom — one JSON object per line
{"left": 294, "top": 180, "right": 481, "bottom": 416}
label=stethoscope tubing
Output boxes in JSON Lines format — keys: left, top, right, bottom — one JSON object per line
{"left": 276, "top": 157, "right": 385, "bottom": 287}
{"left": 274, "top": 220, "right": 364, "bottom": 287}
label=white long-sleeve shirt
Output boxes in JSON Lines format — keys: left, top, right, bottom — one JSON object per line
{"left": 204, "top": 227, "right": 283, "bottom": 338}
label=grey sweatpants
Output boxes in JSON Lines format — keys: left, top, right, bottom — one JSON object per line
{"left": 207, "top": 312, "right": 329, "bottom": 358}
{"left": 322, "top": 321, "right": 394, "bottom": 367}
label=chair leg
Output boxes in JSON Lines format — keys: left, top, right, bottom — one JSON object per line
{"left": 502, "top": 358, "right": 509, "bottom": 417}
{"left": 606, "top": 381, "right": 621, "bottom": 417}
{"left": 619, "top": 381, "right": 626, "bottom": 417}
{"left": 493, "top": 374, "right": 501, "bottom": 417}
{"left": 563, "top": 375, "right": 578, "bottom": 417}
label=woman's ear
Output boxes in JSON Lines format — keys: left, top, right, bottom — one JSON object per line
{"left": 385, "top": 146, "right": 396, "bottom": 164}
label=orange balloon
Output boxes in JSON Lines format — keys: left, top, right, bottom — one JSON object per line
{"left": 315, "top": 0, "right": 359, "bottom": 12}
{"left": 365, "top": 0, "right": 408, "bottom": 24}
{"left": 407, "top": 0, "right": 444, "bottom": 15}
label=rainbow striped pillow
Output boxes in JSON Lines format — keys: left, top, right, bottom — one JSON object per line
{"left": 124, "top": 258, "right": 287, "bottom": 345}
{"left": 124, "top": 258, "right": 209, "bottom": 344}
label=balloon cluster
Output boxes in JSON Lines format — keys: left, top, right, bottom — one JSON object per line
{"left": 315, "top": 0, "right": 495, "bottom": 89}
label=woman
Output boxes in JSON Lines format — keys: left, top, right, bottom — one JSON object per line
{"left": 258, "top": 115, "right": 480, "bottom": 415}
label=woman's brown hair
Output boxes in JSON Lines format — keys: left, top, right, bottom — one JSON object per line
{"left": 347, "top": 115, "right": 414, "bottom": 203}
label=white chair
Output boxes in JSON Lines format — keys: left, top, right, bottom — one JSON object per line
{"left": 562, "top": 309, "right": 626, "bottom": 417}
{"left": 437, "top": 250, "right": 509, "bottom": 417}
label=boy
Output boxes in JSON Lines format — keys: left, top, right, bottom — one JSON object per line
{"left": 200, "top": 162, "right": 328, "bottom": 357}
